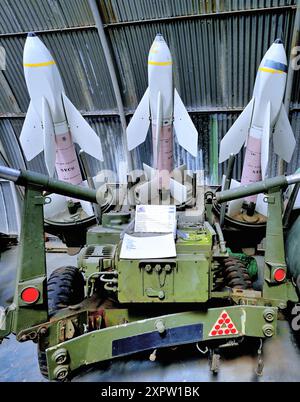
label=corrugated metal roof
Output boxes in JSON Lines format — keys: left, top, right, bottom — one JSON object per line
{"left": 100, "top": 0, "right": 296, "bottom": 23}
{"left": 0, "top": 180, "right": 19, "bottom": 235}
{"left": 0, "top": 120, "right": 26, "bottom": 169}
{"left": 0, "top": 0, "right": 94, "bottom": 34}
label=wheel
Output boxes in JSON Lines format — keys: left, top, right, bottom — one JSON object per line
{"left": 47, "top": 266, "right": 84, "bottom": 317}
{"left": 37, "top": 266, "right": 84, "bottom": 379}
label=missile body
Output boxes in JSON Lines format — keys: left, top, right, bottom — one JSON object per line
{"left": 219, "top": 39, "right": 296, "bottom": 215}
{"left": 126, "top": 34, "right": 198, "bottom": 202}
{"left": 148, "top": 35, "right": 173, "bottom": 173}
{"left": 20, "top": 33, "right": 103, "bottom": 186}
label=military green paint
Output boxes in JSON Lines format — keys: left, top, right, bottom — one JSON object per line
{"left": 118, "top": 254, "right": 209, "bottom": 303}
{"left": 17, "top": 170, "right": 97, "bottom": 203}
{"left": 12, "top": 188, "right": 48, "bottom": 334}
{"left": 216, "top": 175, "right": 288, "bottom": 203}
{"left": 263, "top": 189, "right": 298, "bottom": 303}
{"left": 46, "top": 305, "right": 277, "bottom": 381}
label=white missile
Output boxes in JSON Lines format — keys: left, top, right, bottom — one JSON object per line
{"left": 20, "top": 33, "right": 103, "bottom": 186}
{"left": 126, "top": 34, "right": 198, "bottom": 203}
{"left": 219, "top": 39, "right": 296, "bottom": 216}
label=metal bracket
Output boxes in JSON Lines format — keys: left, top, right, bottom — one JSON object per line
{"left": 209, "top": 348, "right": 221, "bottom": 374}
{"left": 255, "top": 339, "right": 264, "bottom": 376}
{"left": 264, "top": 194, "right": 275, "bottom": 204}
{"left": 33, "top": 195, "right": 48, "bottom": 205}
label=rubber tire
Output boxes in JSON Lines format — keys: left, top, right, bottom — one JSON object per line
{"left": 37, "top": 266, "right": 84, "bottom": 380}
{"left": 47, "top": 266, "right": 84, "bottom": 317}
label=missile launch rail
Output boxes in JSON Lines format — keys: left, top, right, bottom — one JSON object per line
{"left": 0, "top": 166, "right": 299, "bottom": 380}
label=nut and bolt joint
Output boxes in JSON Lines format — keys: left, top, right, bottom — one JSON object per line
{"left": 262, "top": 324, "right": 274, "bottom": 337}
{"left": 158, "top": 290, "right": 165, "bottom": 300}
{"left": 52, "top": 348, "right": 69, "bottom": 365}
{"left": 155, "top": 320, "right": 166, "bottom": 334}
{"left": 155, "top": 264, "right": 162, "bottom": 273}
{"left": 263, "top": 308, "right": 275, "bottom": 323}
{"left": 165, "top": 264, "right": 172, "bottom": 272}
{"left": 53, "top": 366, "right": 69, "bottom": 381}
{"left": 145, "top": 264, "right": 152, "bottom": 272}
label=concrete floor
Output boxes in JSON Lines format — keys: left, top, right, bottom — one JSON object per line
{"left": 1, "top": 245, "right": 300, "bottom": 382}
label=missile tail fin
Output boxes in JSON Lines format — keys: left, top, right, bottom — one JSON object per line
{"left": 273, "top": 104, "right": 296, "bottom": 163}
{"left": 62, "top": 93, "right": 103, "bottom": 161}
{"left": 226, "top": 179, "right": 244, "bottom": 217}
{"left": 173, "top": 89, "right": 198, "bottom": 157}
{"left": 20, "top": 101, "right": 44, "bottom": 161}
{"left": 80, "top": 200, "right": 94, "bottom": 216}
{"left": 170, "top": 178, "right": 187, "bottom": 204}
{"left": 42, "top": 97, "right": 56, "bottom": 176}
{"left": 219, "top": 98, "right": 254, "bottom": 163}
{"left": 127, "top": 88, "right": 150, "bottom": 151}
{"left": 143, "top": 163, "right": 157, "bottom": 180}
{"left": 261, "top": 102, "right": 271, "bottom": 179}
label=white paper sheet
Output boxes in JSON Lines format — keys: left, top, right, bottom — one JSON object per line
{"left": 120, "top": 233, "right": 176, "bottom": 259}
{"left": 134, "top": 204, "right": 176, "bottom": 233}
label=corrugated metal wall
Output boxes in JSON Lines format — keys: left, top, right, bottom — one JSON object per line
{"left": 0, "top": 0, "right": 299, "bottom": 187}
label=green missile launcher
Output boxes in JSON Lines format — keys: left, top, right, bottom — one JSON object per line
{"left": 0, "top": 166, "right": 299, "bottom": 380}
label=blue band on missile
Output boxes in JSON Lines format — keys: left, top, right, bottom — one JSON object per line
{"left": 264, "top": 59, "right": 288, "bottom": 73}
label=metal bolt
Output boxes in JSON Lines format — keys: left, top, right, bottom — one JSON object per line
{"left": 54, "top": 366, "right": 69, "bottom": 381}
{"left": 39, "top": 327, "right": 48, "bottom": 336}
{"left": 262, "top": 324, "right": 274, "bottom": 337}
{"left": 158, "top": 290, "right": 165, "bottom": 300}
{"left": 155, "top": 320, "right": 166, "bottom": 334}
{"left": 263, "top": 308, "right": 275, "bottom": 323}
{"left": 165, "top": 264, "right": 172, "bottom": 273}
{"left": 155, "top": 264, "right": 162, "bottom": 273}
{"left": 145, "top": 264, "right": 152, "bottom": 272}
{"left": 52, "top": 348, "right": 68, "bottom": 365}
{"left": 56, "top": 355, "right": 67, "bottom": 365}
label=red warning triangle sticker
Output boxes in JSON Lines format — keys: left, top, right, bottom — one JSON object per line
{"left": 209, "top": 310, "right": 239, "bottom": 337}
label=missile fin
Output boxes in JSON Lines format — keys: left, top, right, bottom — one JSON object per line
{"left": 80, "top": 200, "right": 94, "bottom": 216}
{"left": 219, "top": 98, "right": 254, "bottom": 163}
{"left": 126, "top": 88, "right": 150, "bottom": 151}
{"left": 173, "top": 89, "right": 198, "bottom": 157}
{"left": 135, "top": 176, "right": 159, "bottom": 204}
{"left": 20, "top": 101, "right": 43, "bottom": 161}
{"left": 261, "top": 102, "right": 271, "bottom": 179}
{"left": 42, "top": 97, "right": 56, "bottom": 177}
{"left": 143, "top": 163, "right": 157, "bottom": 180}
{"left": 62, "top": 93, "right": 103, "bottom": 161}
{"left": 170, "top": 178, "right": 187, "bottom": 204}
{"left": 273, "top": 104, "right": 296, "bottom": 162}
{"left": 154, "top": 91, "right": 163, "bottom": 168}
